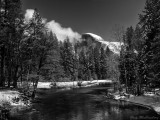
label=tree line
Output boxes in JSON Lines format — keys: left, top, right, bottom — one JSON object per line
{"left": 0, "top": 0, "right": 119, "bottom": 92}
{"left": 61, "top": 39, "right": 119, "bottom": 82}
{"left": 0, "top": 0, "right": 64, "bottom": 91}
{"left": 1, "top": 0, "right": 160, "bottom": 96}
{"left": 119, "top": 0, "right": 160, "bottom": 95}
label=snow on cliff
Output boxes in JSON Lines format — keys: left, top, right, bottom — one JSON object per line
{"left": 82, "top": 33, "right": 122, "bottom": 54}
{"left": 85, "top": 33, "right": 103, "bottom": 41}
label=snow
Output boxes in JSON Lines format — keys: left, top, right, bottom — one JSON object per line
{"left": 37, "top": 80, "right": 113, "bottom": 89}
{"left": 114, "top": 95, "right": 121, "bottom": 100}
{"left": 101, "top": 41, "right": 123, "bottom": 54}
{"left": 82, "top": 33, "right": 123, "bottom": 54}
{"left": 85, "top": 33, "right": 103, "bottom": 41}
{"left": 144, "top": 92, "right": 155, "bottom": 96}
{"left": 0, "top": 90, "right": 29, "bottom": 107}
{"left": 37, "top": 82, "right": 52, "bottom": 89}
{"left": 154, "top": 107, "right": 160, "bottom": 114}
{"left": 0, "top": 90, "right": 19, "bottom": 105}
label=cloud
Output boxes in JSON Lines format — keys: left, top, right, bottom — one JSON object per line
{"left": 24, "top": 9, "right": 81, "bottom": 42}
{"left": 25, "top": 9, "right": 34, "bottom": 22}
{"left": 46, "top": 20, "right": 81, "bottom": 41}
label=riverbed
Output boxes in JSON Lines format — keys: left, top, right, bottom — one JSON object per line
{"left": 11, "top": 87, "right": 160, "bottom": 120}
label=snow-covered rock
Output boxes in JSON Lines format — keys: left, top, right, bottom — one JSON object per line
{"left": 84, "top": 33, "right": 103, "bottom": 41}
{"left": 0, "top": 90, "right": 30, "bottom": 107}
{"left": 82, "top": 33, "right": 122, "bottom": 54}
{"left": 114, "top": 95, "right": 121, "bottom": 100}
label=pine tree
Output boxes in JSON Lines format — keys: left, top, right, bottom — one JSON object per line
{"left": 93, "top": 45, "right": 101, "bottom": 79}
{"left": 60, "top": 38, "right": 78, "bottom": 81}
{"left": 88, "top": 47, "right": 96, "bottom": 80}
{"left": 125, "top": 27, "right": 136, "bottom": 87}
{"left": 40, "top": 32, "right": 64, "bottom": 82}
{"left": 23, "top": 8, "right": 47, "bottom": 93}
{"left": 78, "top": 48, "right": 86, "bottom": 80}
{"left": 132, "top": 25, "right": 144, "bottom": 53}
{"left": 139, "top": 0, "right": 160, "bottom": 88}
{"left": 119, "top": 26, "right": 137, "bottom": 93}
{"left": 100, "top": 47, "right": 108, "bottom": 79}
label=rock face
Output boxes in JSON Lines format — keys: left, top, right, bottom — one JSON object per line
{"left": 81, "top": 33, "right": 122, "bottom": 54}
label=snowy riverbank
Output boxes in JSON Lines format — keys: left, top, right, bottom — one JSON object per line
{"left": 37, "top": 80, "right": 160, "bottom": 115}
{"left": 110, "top": 91, "right": 160, "bottom": 115}
{"left": 0, "top": 89, "right": 31, "bottom": 119}
{"left": 0, "top": 80, "right": 112, "bottom": 109}
{"left": 37, "top": 80, "right": 113, "bottom": 89}
{"left": 128, "top": 95, "right": 160, "bottom": 115}
{"left": 0, "top": 90, "right": 31, "bottom": 107}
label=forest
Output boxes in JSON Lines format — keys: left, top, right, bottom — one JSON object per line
{"left": 0, "top": 0, "right": 160, "bottom": 96}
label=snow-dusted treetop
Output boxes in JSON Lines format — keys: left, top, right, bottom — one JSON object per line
{"left": 82, "top": 33, "right": 122, "bottom": 54}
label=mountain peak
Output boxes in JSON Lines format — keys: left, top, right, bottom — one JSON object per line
{"left": 83, "top": 33, "right": 103, "bottom": 41}
{"left": 82, "top": 33, "right": 122, "bottom": 54}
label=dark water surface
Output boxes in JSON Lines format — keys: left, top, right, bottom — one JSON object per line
{"left": 12, "top": 87, "right": 160, "bottom": 120}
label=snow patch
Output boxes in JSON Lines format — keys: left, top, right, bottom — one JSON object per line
{"left": 154, "top": 107, "right": 160, "bottom": 114}
{"left": 37, "top": 82, "right": 52, "bottom": 89}
{"left": 144, "top": 92, "right": 155, "bottom": 96}
{"left": 0, "top": 90, "right": 29, "bottom": 107}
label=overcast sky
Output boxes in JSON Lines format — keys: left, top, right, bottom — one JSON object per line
{"left": 22, "top": 0, "right": 146, "bottom": 41}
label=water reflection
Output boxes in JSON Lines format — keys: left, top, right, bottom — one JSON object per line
{"left": 13, "top": 88, "right": 160, "bottom": 120}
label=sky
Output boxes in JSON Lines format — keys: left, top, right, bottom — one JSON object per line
{"left": 22, "top": 0, "right": 146, "bottom": 41}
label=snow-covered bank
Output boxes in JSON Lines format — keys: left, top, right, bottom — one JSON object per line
{"left": 0, "top": 90, "right": 19, "bottom": 106}
{"left": 37, "top": 80, "right": 113, "bottom": 89}
{"left": 0, "top": 90, "right": 30, "bottom": 107}
{"left": 0, "top": 89, "right": 31, "bottom": 119}
{"left": 129, "top": 95, "right": 160, "bottom": 115}
{"left": 109, "top": 92, "right": 160, "bottom": 115}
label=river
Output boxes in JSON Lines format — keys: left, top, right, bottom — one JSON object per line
{"left": 12, "top": 87, "right": 160, "bottom": 120}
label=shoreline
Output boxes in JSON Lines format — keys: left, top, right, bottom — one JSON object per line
{"left": 128, "top": 95, "right": 160, "bottom": 115}
{"left": 37, "top": 82, "right": 160, "bottom": 116}
{"left": 0, "top": 89, "right": 31, "bottom": 119}
{"left": 37, "top": 80, "right": 113, "bottom": 89}
{"left": 111, "top": 94, "right": 160, "bottom": 115}
{"left": 1, "top": 82, "right": 160, "bottom": 118}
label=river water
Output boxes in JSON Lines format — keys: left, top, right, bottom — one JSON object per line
{"left": 12, "top": 87, "right": 160, "bottom": 120}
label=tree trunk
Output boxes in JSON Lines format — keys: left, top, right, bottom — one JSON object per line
{"left": 124, "top": 64, "right": 128, "bottom": 93}
{"left": 32, "top": 72, "right": 39, "bottom": 99}
{"left": 32, "top": 56, "right": 43, "bottom": 99}
{"left": 135, "top": 58, "right": 142, "bottom": 96}
{"left": 13, "top": 65, "right": 19, "bottom": 88}
{"left": 0, "top": 46, "right": 5, "bottom": 87}
{"left": 20, "top": 65, "right": 23, "bottom": 85}
{"left": 7, "top": 64, "right": 12, "bottom": 88}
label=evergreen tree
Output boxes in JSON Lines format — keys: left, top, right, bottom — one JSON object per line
{"left": 40, "top": 32, "right": 64, "bottom": 82}
{"left": 132, "top": 25, "right": 144, "bottom": 53}
{"left": 78, "top": 48, "right": 86, "bottom": 80}
{"left": 23, "top": 8, "right": 47, "bottom": 93}
{"left": 60, "top": 38, "right": 78, "bottom": 81}
{"left": 88, "top": 48, "right": 96, "bottom": 80}
{"left": 125, "top": 27, "right": 136, "bottom": 87}
{"left": 100, "top": 47, "right": 108, "bottom": 79}
{"left": 94, "top": 45, "right": 101, "bottom": 79}
{"left": 139, "top": 0, "right": 160, "bottom": 88}
{"left": 119, "top": 26, "right": 137, "bottom": 93}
